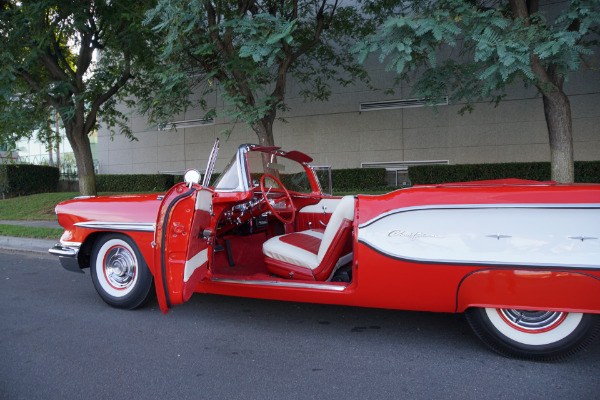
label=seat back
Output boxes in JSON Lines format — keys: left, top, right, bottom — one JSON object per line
{"left": 317, "top": 195, "right": 355, "bottom": 263}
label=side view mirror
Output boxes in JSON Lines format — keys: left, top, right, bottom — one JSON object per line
{"left": 184, "top": 169, "right": 201, "bottom": 187}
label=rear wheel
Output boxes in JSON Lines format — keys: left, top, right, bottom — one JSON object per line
{"left": 90, "top": 233, "right": 154, "bottom": 309}
{"left": 466, "top": 307, "right": 600, "bottom": 361}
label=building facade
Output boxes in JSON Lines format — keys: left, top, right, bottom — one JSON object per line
{"left": 96, "top": 59, "right": 599, "bottom": 182}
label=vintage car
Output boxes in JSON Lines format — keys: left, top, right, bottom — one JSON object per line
{"left": 49, "top": 141, "right": 600, "bottom": 361}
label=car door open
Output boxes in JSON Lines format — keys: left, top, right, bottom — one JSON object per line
{"left": 154, "top": 183, "right": 214, "bottom": 314}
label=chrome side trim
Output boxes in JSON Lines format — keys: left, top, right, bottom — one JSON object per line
{"left": 210, "top": 277, "right": 347, "bottom": 291}
{"left": 359, "top": 203, "right": 600, "bottom": 228}
{"left": 74, "top": 222, "right": 156, "bottom": 232}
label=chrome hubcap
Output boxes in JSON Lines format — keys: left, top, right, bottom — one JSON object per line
{"left": 104, "top": 246, "right": 136, "bottom": 289}
{"left": 499, "top": 309, "right": 564, "bottom": 331}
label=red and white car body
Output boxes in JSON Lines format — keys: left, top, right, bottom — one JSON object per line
{"left": 50, "top": 143, "right": 600, "bottom": 360}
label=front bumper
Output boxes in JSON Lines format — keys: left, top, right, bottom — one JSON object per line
{"left": 49, "top": 244, "right": 83, "bottom": 273}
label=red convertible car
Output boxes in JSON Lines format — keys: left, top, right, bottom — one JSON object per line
{"left": 50, "top": 142, "right": 600, "bottom": 360}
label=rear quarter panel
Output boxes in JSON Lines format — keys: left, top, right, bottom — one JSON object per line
{"left": 354, "top": 183, "right": 600, "bottom": 313}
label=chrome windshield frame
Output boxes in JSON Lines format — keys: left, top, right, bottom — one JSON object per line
{"left": 214, "top": 144, "right": 251, "bottom": 193}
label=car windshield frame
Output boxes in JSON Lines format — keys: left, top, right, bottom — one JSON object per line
{"left": 213, "top": 144, "right": 319, "bottom": 194}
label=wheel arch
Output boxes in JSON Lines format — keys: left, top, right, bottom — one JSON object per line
{"left": 76, "top": 231, "right": 153, "bottom": 274}
{"left": 456, "top": 268, "right": 600, "bottom": 314}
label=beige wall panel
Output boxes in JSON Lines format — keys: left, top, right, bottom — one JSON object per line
{"left": 495, "top": 121, "right": 548, "bottom": 145}
{"left": 104, "top": 163, "right": 133, "bottom": 174}
{"left": 403, "top": 107, "right": 449, "bottom": 129}
{"left": 108, "top": 149, "right": 133, "bottom": 166}
{"left": 574, "top": 140, "right": 600, "bottom": 160}
{"left": 156, "top": 160, "right": 186, "bottom": 173}
{"left": 133, "top": 131, "right": 158, "bottom": 148}
{"left": 132, "top": 146, "right": 158, "bottom": 165}
{"left": 359, "top": 129, "right": 403, "bottom": 152}
{"left": 448, "top": 103, "right": 499, "bottom": 127}
{"left": 573, "top": 117, "right": 600, "bottom": 142}
{"left": 157, "top": 144, "right": 184, "bottom": 163}
{"left": 570, "top": 93, "right": 600, "bottom": 119}
{"left": 496, "top": 98, "right": 546, "bottom": 123}
{"left": 157, "top": 130, "right": 185, "bottom": 146}
{"left": 351, "top": 149, "right": 406, "bottom": 163}
{"left": 131, "top": 162, "right": 162, "bottom": 174}
{"left": 404, "top": 127, "right": 451, "bottom": 149}
{"left": 183, "top": 126, "right": 218, "bottom": 145}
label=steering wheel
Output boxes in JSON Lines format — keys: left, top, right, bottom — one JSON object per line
{"left": 259, "top": 174, "right": 296, "bottom": 224}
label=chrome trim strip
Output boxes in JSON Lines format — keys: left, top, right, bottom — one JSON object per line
{"left": 74, "top": 222, "right": 156, "bottom": 232}
{"left": 210, "top": 277, "right": 347, "bottom": 291}
{"left": 359, "top": 203, "right": 600, "bottom": 228}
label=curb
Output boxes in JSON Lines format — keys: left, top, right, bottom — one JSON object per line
{"left": 0, "top": 236, "right": 56, "bottom": 255}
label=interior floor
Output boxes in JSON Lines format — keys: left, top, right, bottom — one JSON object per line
{"left": 210, "top": 230, "right": 352, "bottom": 285}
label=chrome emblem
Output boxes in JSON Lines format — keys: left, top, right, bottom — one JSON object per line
{"left": 388, "top": 230, "right": 442, "bottom": 240}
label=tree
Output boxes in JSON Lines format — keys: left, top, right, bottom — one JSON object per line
{"left": 0, "top": 0, "right": 161, "bottom": 195}
{"left": 142, "top": 0, "right": 374, "bottom": 147}
{"left": 354, "top": 0, "right": 600, "bottom": 183}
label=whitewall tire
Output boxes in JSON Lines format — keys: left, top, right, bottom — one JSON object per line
{"left": 466, "top": 307, "right": 600, "bottom": 361}
{"left": 90, "top": 233, "right": 154, "bottom": 309}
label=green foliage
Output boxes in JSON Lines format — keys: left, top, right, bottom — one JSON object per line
{"left": 96, "top": 174, "right": 176, "bottom": 192}
{"left": 0, "top": 224, "right": 64, "bottom": 240}
{"left": 331, "top": 168, "right": 387, "bottom": 191}
{"left": 141, "top": 0, "right": 374, "bottom": 138}
{"left": 0, "top": 192, "right": 77, "bottom": 220}
{"left": 409, "top": 161, "right": 600, "bottom": 185}
{"left": 0, "top": 1, "right": 164, "bottom": 194}
{"left": 354, "top": 0, "right": 600, "bottom": 105}
{"left": 0, "top": 164, "right": 60, "bottom": 197}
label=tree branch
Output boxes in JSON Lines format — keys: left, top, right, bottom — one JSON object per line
{"left": 16, "top": 69, "right": 61, "bottom": 109}
{"left": 83, "top": 56, "right": 132, "bottom": 134}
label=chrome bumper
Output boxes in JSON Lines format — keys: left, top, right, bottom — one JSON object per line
{"left": 49, "top": 244, "right": 83, "bottom": 273}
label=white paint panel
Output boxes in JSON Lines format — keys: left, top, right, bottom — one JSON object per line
{"left": 184, "top": 248, "right": 208, "bottom": 282}
{"left": 358, "top": 207, "right": 600, "bottom": 268}
{"left": 299, "top": 198, "right": 342, "bottom": 214}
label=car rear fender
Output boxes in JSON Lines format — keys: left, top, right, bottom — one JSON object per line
{"left": 456, "top": 269, "right": 600, "bottom": 314}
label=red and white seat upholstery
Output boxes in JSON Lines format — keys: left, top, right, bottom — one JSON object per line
{"left": 263, "top": 196, "right": 355, "bottom": 281}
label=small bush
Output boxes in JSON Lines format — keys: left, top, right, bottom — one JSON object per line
{"left": 331, "top": 168, "right": 387, "bottom": 191}
{"left": 0, "top": 164, "right": 59, "bottom": 197}
{"left": 96, "top": 174, "right": 176, "bottom": 192}
{"left": 409, "top": 161, "right": 600, "bottom": 185}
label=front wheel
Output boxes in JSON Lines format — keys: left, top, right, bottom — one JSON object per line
{"left": 90, "top": 233, "right": 154, "bottom": 309}
{"left": 465, "top": 307, "right": 600, "bottom": 361}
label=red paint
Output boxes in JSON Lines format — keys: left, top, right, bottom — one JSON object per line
{"left": 279, "top": 233, "right": 321, "bottom": 254}
{"left": 52, "top": 145, "right": 600, "bottom": 317}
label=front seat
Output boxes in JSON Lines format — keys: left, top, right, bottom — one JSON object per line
{"left": 263, "top": 196, "right": 355, "bottom": 281}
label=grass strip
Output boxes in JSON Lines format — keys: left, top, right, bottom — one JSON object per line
{"left": 0, "top": 224, "right": 64, "bottom": 240}
{"left": 0, "top": 192, "right": 79, "bottom": 220}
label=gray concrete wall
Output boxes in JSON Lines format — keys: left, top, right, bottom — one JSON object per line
{"left": 97, "top": 46, "right": 600, "bottom": 175}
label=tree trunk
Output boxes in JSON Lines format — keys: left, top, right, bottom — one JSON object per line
{"left": 65, "top": 122, "right": 97, "bottom": 196}
{"left": 251, "top": 117, "right": 278, "bottom": 175}
{"left": 542, "top": 90, "right": 574, "bottom": 183}
{"left": 251, "top": 117, "right": 275, "bottom": 147}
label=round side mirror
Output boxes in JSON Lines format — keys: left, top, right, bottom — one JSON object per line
{"left": 184, "top": 169, "right": 201, "bottom": 186}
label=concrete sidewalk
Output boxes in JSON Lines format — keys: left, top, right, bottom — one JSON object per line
{"left": 0, "top": 220, "right": 61, "bottom": 255}
{"left": 0, "top": 220, "right": 61, "bottom": 229}
{"left": 0, "top": 236, "right": 57, "bottom": 255}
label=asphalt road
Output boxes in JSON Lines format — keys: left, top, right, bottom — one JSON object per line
{"left": 1, "top": 251, "right": 599, "bottom": 400}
